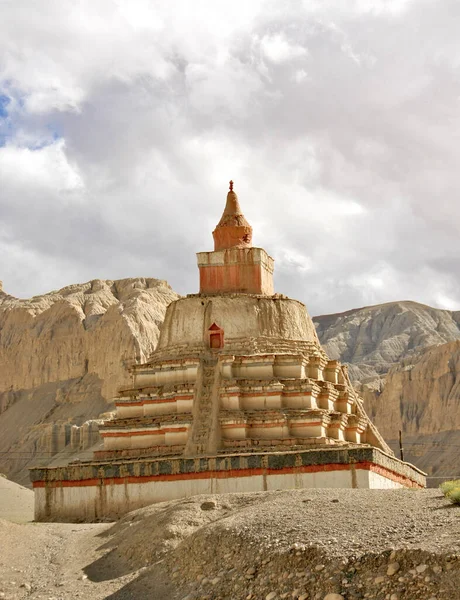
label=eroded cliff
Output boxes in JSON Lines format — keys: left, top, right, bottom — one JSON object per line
{"left": 0, "top": 278, "right": 178, "bottom": 484}
{"left": 314, "top": 301, "right": 460, "bottom": 383}
{"left": 314, "top": 302, "right": 460, "bottom": 481}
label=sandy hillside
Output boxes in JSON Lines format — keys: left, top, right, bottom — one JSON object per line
{"left": 0, "top": 477, "right": 33, "bottom": 523}
{"left": 1, "top": 488, "right": 460, "bottom": 600}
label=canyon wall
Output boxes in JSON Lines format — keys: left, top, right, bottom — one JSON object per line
{"left": 0, "top": 278, "right": 179, "bottom": 484}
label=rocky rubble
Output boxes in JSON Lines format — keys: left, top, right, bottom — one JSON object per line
{"left": 1, "top": 487, "right": 460, "bottom": 599}
{"left": 93, "top": 488, "right": 460, "bottom": 600}
{"left": 173, "top": 547, "right": 459, "bottom": 600}
{"left": 161, "top": 490, "right": 460, "bottom": 600}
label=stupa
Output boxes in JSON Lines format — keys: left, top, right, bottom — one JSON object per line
{"left": 30, "top": 182, "right": 425, "bottom": 521}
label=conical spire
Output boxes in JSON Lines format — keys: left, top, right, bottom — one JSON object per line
{"left": 212, "top": 181, "right": 253, "bottom": 251}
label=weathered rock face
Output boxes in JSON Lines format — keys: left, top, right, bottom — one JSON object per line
{"left": 363, "top": 341, "right": 460, "bottom": 438}
{"left": 362, "top": 341, "right": 460, "bottom": 478}
{"left": 314, "top": 301, "right": 460, "bottom": 383}
{"left": 0, "top": 278, "right": 178, "bottom": 484}
{"left": 314, "top": 302, "right": 460, "bottom": 481}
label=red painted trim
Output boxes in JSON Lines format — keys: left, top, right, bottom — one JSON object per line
{"left": 32, "top": 461, "right": 423, "bottom": 489}
{"left": 249, "top": 422, "right": 286, "bottom": 428}
{"left": 240, "top": 392, "right": 281, "bottom": 398}
{"left": 101, "top": 427, "right": 188, "bottom": 437}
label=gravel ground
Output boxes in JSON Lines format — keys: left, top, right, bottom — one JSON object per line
{"left": 1, "top": 487, "right": 460, "bottom": 600}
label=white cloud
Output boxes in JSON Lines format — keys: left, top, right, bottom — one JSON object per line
{"left": 1, "top": 0, "right": 460, "bottom": 316}
{"left": 0, "top": 140, "right": 83, "bottom": 193}
{"left": 260, "top": 33, "right": 308, "bottom": 64}
{"left": 293, "top": 69, "right": 309, "bottom": 83}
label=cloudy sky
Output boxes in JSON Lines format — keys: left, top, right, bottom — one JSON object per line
{"left": 1, "top": 0, "right": 460, "bottom": 315}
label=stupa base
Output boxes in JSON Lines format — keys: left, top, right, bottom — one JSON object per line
{"left": 30, "top": 445, "right": 425, "bottom": 522}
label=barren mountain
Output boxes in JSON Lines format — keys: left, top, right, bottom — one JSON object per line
{"left": 0, "top": 278, "right": 179, "bottom": 484}
{"left": 314, "top": 300, "right": 460, "bottom": 384}
{"left": 314, "top": 302, "right": 460, "bottom": 481}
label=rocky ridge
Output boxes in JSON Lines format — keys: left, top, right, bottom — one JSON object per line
{"left": 314, "top": 301, "right": 460, "bottom": 481}
{"left": 314, "top": 301, "right": 460, "bottom": 384}
{"left": 0, "top": 278, "right": 179, "bottom": 484}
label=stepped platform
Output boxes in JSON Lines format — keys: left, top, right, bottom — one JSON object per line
{"left": 31, "top": 445, "right": 425, "bottom": 522}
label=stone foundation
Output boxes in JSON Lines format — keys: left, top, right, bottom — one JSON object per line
{"left": 30, "top": 446, "right": 425, "bottom": 522}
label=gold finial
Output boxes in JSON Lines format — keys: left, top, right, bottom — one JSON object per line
{"left": 229, "top": 180, "right": 234, "bottom": 192}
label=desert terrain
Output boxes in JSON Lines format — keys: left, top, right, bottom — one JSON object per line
{"left": 1, "top": 477, "right": 459, "bottom": 600}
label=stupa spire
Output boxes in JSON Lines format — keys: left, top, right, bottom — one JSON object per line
{"left": 212, "top": 181, "right": 253, "bottom": 251}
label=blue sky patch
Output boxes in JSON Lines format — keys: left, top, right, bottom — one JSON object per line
{"left": 0, "top": 94, "right": 10, "bottom": 118}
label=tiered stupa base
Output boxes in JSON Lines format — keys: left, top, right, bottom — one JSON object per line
{"left": 31, "top": 446, "right": 425, "bottom": 522}
{"left": 30, "top": 296, "right": 425, "bottom": 522}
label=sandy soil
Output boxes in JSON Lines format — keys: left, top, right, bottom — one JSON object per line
{"left": 1, "top": 482, "right": 460, "bottom": 600}
{"left": 0, "top": 478, "right": 34, "bottom": 523}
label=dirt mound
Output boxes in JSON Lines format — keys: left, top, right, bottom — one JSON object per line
{"left": 89, "top": 488, "right": 460, "bottom": 599}
{"left": 0, "top": 476, "right": 34, "bottom": 522}
{"left": 1, "top": 489, "right": 459, "bottom": 599}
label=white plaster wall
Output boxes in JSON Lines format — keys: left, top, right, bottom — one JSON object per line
{"left": 144, "top": 401, "right": 177, "bottom": 416}
{"left": 317, "top": 397, "right": 335, "bottom": 410}
{"left": 176, "top": 398, "right": 193, "bottom": 413}
{"left": 35, "top": 466, "right": 410, "bottom": 521}
{"left": 324, "top": 370, "right": 339, "bottom": 384}
{"left": 134, "top": 372, "right": 156, "bottom": 387}
{"left": 368, "top": 470, "right": 405, "bottom": 489}
{"left": 221, "top": 426, "right": 247, "bottom": 440}
{"left": 33, "top": 468, "right": 358, "bottom": 522}
{"left": 165, "top": 431, "right": 188, "bottom": 445}
{"left": 308, "top": 367, "right": 324, "bottom": 380}
{"left": 221, "top": 395, "right": 241, "bottom": 410}
{"left": 274, "top": 363, "right": 305, "bottom": 379}
{"left": 336, "top": 400, "right": 352, "bottom": 414}
{"left": 242, "top": 394, "right": 282, "bottom": 410}
{"left": 249, "top": 424, "right": 288, "bottom": 439}
{"left": 157, "top": 296, "right": 319, "bottom": 350}
{"left": 290, "top": 424, "right": 325, "bottom": 438}
{"left": 117, "top": 405, "right": 143, "bottom": 418}
{"left": 283, "top": 395, "right": 317, "bottom": 409}
{"left": 233, "top": 363, "right": 274, "bottom": 379}
{"left": 328, "top": 427, "right": 345, "bottom": 441}
{"left": 131, "top": 434, "right": 161, "bottom": 448}
{"left": 346, "top": 431, "right": 362, "bottom": 444}
{"left": 135, "top": 365, "right": 198, "bottom": 388}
